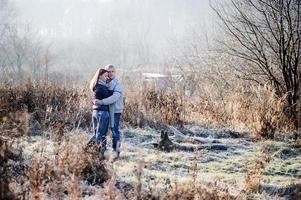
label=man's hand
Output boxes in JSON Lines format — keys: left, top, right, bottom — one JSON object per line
{"left": 93, "top": 99, "right": 103, "bottom": 105}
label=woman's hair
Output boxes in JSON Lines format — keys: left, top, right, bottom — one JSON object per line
{"left": 89, "top": 68, "right": 108, "bottom": 92}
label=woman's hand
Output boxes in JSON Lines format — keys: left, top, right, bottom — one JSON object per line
{"left": 93, "top": 99, "right": 103, "bottom": 105}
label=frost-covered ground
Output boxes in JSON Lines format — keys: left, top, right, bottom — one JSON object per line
{"left": 22, "top": 124, "right": 301, "bottom": 199}
{"left": 114, "top": 125, "right": 301, "bottom": 198}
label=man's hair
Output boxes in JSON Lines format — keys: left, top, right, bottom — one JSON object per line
{"left": 104, "top": 64, "right": 115, "bottom": 70}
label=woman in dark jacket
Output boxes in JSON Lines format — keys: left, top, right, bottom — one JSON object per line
{"left": 89, "top": 68, "right": 112, "bottom": 155}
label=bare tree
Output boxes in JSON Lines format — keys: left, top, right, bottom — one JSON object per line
{"left": 211, "top": 0, "right": 301, "bottom": 127}
{"left": 0, "top": 0, "right": 16, "bottom": 36}
{"left": 0, "top": 0, "right": 16, "bottom": 77}
{"left": 27, "top": 39, "right": 54, "bottom": 82}
{"left": 0, "top": 1, "right": 54, "bottom": 82}
{"left": 7, "top": 25, "right": 31, "bottom": 77}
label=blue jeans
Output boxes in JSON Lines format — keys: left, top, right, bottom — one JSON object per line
{"left": 92, "top": 110, "right": 109, "bottom": 153}
{"left": 112, "top": 113, "right": 122, "bottom": 153}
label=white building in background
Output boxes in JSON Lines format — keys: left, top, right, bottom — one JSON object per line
{"left": 142, "top": 73, "right": 182, "bottom": 90}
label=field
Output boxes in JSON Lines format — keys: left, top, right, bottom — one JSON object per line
{"left": 1, "top": 80, "right": 301, "bottom": 200}
{"left": 1, "top": 0, "right": 301, "bottom": 199}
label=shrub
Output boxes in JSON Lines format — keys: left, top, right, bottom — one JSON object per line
{"left": 0, "top": 79, "right": 91, "bottom": 134}
{"left": 142, "top": 89, "right": 184, "bottom": 127}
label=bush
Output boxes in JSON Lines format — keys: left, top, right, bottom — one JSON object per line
{"left": 225, "top": 85, "right": 294, "bottom": 138}
{"left": 0, "top": 79, "right": 91, "bottom": 135}
{"left": 142, "top": 89, "right": 184, "bottom": 127}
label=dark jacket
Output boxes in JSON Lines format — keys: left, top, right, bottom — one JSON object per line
{"left": 92, "top": 80, "right": 112, "bottom": 111}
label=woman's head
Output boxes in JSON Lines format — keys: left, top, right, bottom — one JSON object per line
{"left": 98, "top": 69, "right": 108, "bottom": 82}
{"left": 89, "top": 68, "right": 108, "bottom": 92}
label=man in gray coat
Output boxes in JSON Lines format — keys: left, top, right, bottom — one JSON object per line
{"left": 94, "top": 64, "right": 124, "bottom": 159}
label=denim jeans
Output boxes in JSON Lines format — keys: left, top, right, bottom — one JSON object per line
{"left": 92, "top": 110, "right": 109, "bottom": 153}
{"left": 112, "top": 113, "right": 122, "bottom": 153}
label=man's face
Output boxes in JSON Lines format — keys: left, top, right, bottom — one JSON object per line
{"left": 107, "top": 68, "right": 115, "bottom": 80}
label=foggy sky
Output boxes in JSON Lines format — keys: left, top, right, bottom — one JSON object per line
{"left": 13, "top": 0, "right": 217, "bottom": 75}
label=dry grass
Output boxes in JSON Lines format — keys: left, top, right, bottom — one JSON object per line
{"left": 116, "top": 151, "right": 238, "bottom": 200}
{"left": 0, "top": 137, "right": 20, "bottom": 199}
{"left": 0, "top": 77, "right": 299, "bottom": 199}
{"left": 225, "top": 85, "right": 294, "bottom": 138}
{"left": 243, "top": 152, "right": 271, "bottom": 193}
{"left": 0, "top": 79, "right": 91, "bottom": 135}
{"left": 21, "top": 131, "right": 112, "bottom": 199}
{"left": 122, "top": 88, "right": 184, "bottom": 129}
{"left": 163, "top": 182, "right": 235, "bottom": 200}
{"left": 0, "top": 80, "right": 111, "bottom": 199}
{"left": 124, "top": 79, "right": 296, "bottom": 139}
{"left": 142, "top": 89, "right": 184, "bottom": 127}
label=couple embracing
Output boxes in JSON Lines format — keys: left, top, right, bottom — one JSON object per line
{"left": 89, "top": 64, "right": 123, "bottom": 159}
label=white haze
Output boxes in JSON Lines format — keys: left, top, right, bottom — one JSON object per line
{"left": 14, "top": 0, "right": 216, "bottom": 77}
